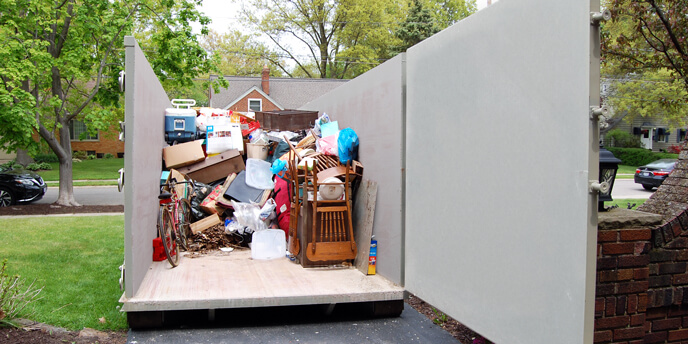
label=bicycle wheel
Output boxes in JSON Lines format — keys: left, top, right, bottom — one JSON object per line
{"left": 176, "top": 198, "right": 192, "bottom": 251}
{"left": 158, "top": 207, "right": 179, "bottom": 267}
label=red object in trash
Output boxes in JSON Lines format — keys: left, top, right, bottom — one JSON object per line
{"left": 152, "top": 237, "right": 166, "bottom": 261}
{"left": 241, "top": 118, "right": 261, "bottom": 137}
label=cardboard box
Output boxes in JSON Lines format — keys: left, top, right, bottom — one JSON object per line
{"left": 190, "top": 213, "right": 221, "bottom": 234}
{"left": 163, "top": 140, "right": 205, "bottom": 169}
{"left": 177, "top": 149, "right": 245, "bottom": 184}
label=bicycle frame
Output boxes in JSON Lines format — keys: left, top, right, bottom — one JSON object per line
{"left": 158, "top": 178, "right": 194, "bottom": 266}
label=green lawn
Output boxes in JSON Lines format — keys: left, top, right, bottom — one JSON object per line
{"left": 36, "top": 158, "right": 124, "bottom": 181}
{"left": 604, "top": 198, "right": 647, "bottom": 210}
{"left": 0, "top": 215, "right": 126, "bottom": 330}
{"left": 616, "top": 165, "right": 637, "bottom": 179}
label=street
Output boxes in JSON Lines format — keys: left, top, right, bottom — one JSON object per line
{"left": 31, "top": 178, "right": 651, "bottom": 207}
{"left": 611, "top": 179, "right": 654, "bottom": 199}
{"left": 36, "top": 186, "right": 124, "bottom": 205}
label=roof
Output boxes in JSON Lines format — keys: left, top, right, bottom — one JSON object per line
{"left": 210, "top": 76, "right": 348, "bottom": 110}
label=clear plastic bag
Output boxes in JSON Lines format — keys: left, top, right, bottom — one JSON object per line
{"left": 230, "top": 200, "right": 267, "bottom": 233}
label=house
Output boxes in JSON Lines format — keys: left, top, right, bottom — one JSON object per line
{"left": 209, "top": 66, "right": 348, "bottom": 112}
{"left": 0, "top": 144, "right": 15, "bottom": 163}
{"left": 69, "top": 122, "right": 125, "bottom": 158}
{"left": 608, "top": 116, "right": 687, "bottom": 152}
{"left": 601, "top": 79, "right": 687, "bottom": 151}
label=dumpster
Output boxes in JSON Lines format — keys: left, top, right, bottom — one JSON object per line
{"left": 119, "top": 0, "right": 601, "bottom": 340}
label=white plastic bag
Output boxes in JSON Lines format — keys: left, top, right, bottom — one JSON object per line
{"left": 259, "top": 198, "right": 276, "bottom": 222}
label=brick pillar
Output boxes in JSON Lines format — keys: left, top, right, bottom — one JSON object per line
{"left": 596, "top": 209, "right": 662, "bottom": 343}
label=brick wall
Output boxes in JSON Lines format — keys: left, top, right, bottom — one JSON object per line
{"left": 596, "top": 208, "right": 688, "bottom": 342}
{"left": 71, "top": 125, "right": 124, "bottom": 156}
{"left": 596, "top": 209, "right": 658, "bottom": 343}
{"left": 225, "top": 90, "right": 281, "bottom": 113}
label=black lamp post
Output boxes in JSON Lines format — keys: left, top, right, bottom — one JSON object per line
{"left": 599, "top": 145, "right": 622, "bottom": 211}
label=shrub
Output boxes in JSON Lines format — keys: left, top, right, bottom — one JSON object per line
{"left": 607, "top": 147, "right": 679, "bottom": 166}
{"left": 87, "top": 154, "right": 97, "bottom": 160}
{"left": 0, "top": 260, "right": 43, "bottom": 328}
{"left": 104, "top": 153, "right": 114, "bottom": 159}
{"left": 668, "top": 145, "right": 682, "bottom": 154}
{"left": 604, "top": 129, "right": 642, "bottom": 148}
{"left": 0, "top": 160, "right": 16, "bottom": 169}
{"left": 32, "top": 154, "right": 59, "bottom": 163}
{"left": 72, "top": 151, "right": 88, "bottom": 160}
{"left": 38, "top": 163, "right": 52, "bottom": 170}
{"left": 25, "top": 163, "right": 41, "bottom": 171}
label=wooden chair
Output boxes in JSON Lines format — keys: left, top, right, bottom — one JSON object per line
{"left": 305, "top": 161, "right": 357, "bottom": 263}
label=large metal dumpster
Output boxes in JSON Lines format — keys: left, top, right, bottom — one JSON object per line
{"left": 120, "top": 0, "right": 603, "bottom": 342}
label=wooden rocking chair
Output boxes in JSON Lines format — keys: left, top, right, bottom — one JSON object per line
{"left": 305, "top": 161, "right": 357, "bottom": 262}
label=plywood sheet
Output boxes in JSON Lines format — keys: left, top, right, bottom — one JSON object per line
{"left": 121, "top": 249, "right": 403, "bottom": 312}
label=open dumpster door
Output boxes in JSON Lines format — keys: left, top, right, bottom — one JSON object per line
{"left": 404, "top": 0, "right": 601, "bottom": 343}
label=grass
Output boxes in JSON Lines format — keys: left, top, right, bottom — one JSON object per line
{"left": 45, "top": 180, "right": 119, "bottom": 187}
{"left": 36, "top": 158, "right": 123, "bottom": 181}
{"left": 604, "top": 198, "right": 647, "bottom": 210}
{"left": 616, "top": 165, "right": 637, "bottom": 179}
{"left": 0, "top": 215, "right": 126, "bottom": 331}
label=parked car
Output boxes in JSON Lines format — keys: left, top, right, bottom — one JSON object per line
{"left": 634, "top": 159, "right": 677, "bottom": 191}
{"left": 0, "top": 166, "right": 47, "bottom": 206}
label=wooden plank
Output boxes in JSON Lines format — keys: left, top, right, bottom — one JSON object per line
{"left": 353, "top": 179, "right": 377, "bottom": 275}
{"left": 189, "top": 213, "right": 221, "bottom": 234}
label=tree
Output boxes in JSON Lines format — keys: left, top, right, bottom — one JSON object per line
{"left": 601, "top": 0, "right": 688, "bottom": 128}
{"left": 423, "top": 0, "right": 476, "bottom": 28}
{"left": 0, "top": 0, "right": 225, "bottom": 206}
{"left": 603, "top": 0, "right": 688, "bottom": 93}
{"left": 603, "top": 69, "right": 688, "bottom": 128}
{"left": 395, "top": 0, "right": 440, "bottom": 52}
{"left": 201, "top": 29, "right": 285, "bottom": 77}
{"left": 239, "top": 0, "right": 403, "bottom": 79}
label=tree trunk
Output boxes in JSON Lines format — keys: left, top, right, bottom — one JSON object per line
{"left": 15, "top": 149, "right": 34, "bottom": 167}
{"left": 55, "top": 124, "right": 79, "bottom": 206}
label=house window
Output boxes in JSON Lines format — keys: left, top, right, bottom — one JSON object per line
{"left": 248, "top": 99, "right": 262, "bottom": 112}
{"left": 69, "top": 120, "right": 98, "bottom": 141}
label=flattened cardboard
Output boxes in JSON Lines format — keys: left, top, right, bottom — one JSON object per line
{"left": 163, "top": 140, "right": 205, "bottom": 169}
{"left": 190, "top": 213, "right": 221, "bottom": 234}
{"left": 177, "top": 149, "right": 245, "bottom": 184}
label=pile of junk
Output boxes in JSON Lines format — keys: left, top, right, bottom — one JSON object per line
{"left": 155, "top": 99, "right": 375, "bottom": 271}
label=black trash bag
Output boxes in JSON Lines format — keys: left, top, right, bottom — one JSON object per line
{"left": 190, "top": 181, "right": 212, "bottom": 221}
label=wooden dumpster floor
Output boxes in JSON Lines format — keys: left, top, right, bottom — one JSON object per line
{"left": 120, "top": 250, "right": 404, "bottom": 312}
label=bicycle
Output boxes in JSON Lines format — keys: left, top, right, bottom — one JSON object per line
{"left": 158, "top": 177, "right": 195, "bottom": 267}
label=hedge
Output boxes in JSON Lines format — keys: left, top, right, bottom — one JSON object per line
{"left": 607, "top": 147, "right": 678, "bottom": 166}
{"left": 33, "top": 153, "right": 59, "bottom": 163}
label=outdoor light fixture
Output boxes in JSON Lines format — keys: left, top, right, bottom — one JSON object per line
{"left": 599, "top": 145, "right": 622, "bottom": 211}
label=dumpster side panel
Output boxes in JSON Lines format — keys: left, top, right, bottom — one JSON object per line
{"left": 302, "top": 55, "right": 405, "bottom": 285}
{"left": 405, "top": 1, "right": 594, "bottom": 343}
{"left": 124, "top": 37, "right": 169, "bottom": 298}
